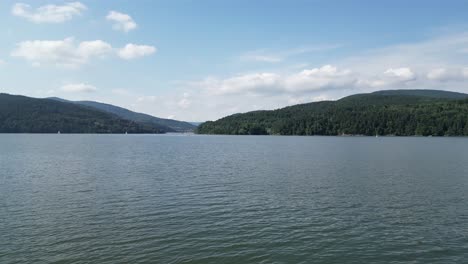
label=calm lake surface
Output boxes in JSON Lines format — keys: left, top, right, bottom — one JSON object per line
{"left": 1, "top": 135, "right": 468, "bottom": 263}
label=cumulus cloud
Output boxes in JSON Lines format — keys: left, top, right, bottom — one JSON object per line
{"left": 78, "top": 40, "right": 113, "bottom": 58}
{"left": 117, "top": 44, "right": 157, "bottom": 60}
{"left": 284, "top": 65, "right": 355, "bottom": 92}
{"left": 200, "top": 73, "right": 282, "bottom": 95}
{"left": 11, "top": 38, "right": 112, "bottom": 67}
{"left": 384, "top": 67, "right": 415, "bottom": 81}
{"left": 196, "top": 65, "right": 355, "bottom": 96}
{"left": 197, "top": 65, "right": 464, "bottom": 97}
{"left": 357, "top": 67, "right": 416, "bottom": 88}
{"left": 357, "top": 67, "right": 415, "bottom": 88}
{"left": 60, "top": 83, "right": 97, "bottom": 93}
{"left": 12, "top": 2, "right": 86, "bottom": 23}
{"left": 106, "top": 11, "right": 137, "bottom": 32}
{"left": 11, "top": 38, "right": 156, "bottom": 67}
{"left": 427, "top": 67, "right": 468, "bottom": 82}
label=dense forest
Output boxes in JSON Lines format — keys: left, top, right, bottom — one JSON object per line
{"left": 49, "top": 98, "right": 196, "bottom": 132}
{"left": 197, "top": 90, "right": 468, "bottom": 136}
{"left": 0, "top": 94, "right": 166, "bottom": 133}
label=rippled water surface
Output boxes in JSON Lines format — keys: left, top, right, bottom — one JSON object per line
{"left": 1, "top": 135, "right": 468, "bottom": 263}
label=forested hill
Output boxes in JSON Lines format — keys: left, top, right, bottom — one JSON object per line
{"left": 197, "top": 90, "right": 468, "bottom": 136}
{"left": 0, "top": 94, "right": 167, "bottom": 133}
{"left": 49, "top": 98, "right": 196, "bottom": 132}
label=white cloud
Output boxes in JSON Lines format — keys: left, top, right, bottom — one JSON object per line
{"left": 11, "top": 37, "right": 112, "bottom": 67}
{"left": 117, "top": 44, "right": 156, "bottom": 60}
{"left": 285, "top": 65, "right": 355, "bottom": 92}
{"left": 11, "top": 38, "right": 156, "bottom": 67}
{"left": 427, "top": 67, "right": 468, "bottom": 82}
{"left": 384, "top": 67, "right": 415, "bottom": 81}
{"left": 77, "top": 40, "right": 113, "bottom": 58}
{"left": 197, "top": 65, "right": 355, "bottom": 96}
{"left": 200, "top": 73, "right": 282, "bottom": 95}
{"left": 356, "top": 67, "right": 416, "bottom": 88}
{"left": 106, "top": 11, "right": 137, "bottom": 32}
{"left": 60, "top": 83, "right": 97, "bottom": 93}
{"left": 12, "top": 2, "right": 86, "bottom": 23}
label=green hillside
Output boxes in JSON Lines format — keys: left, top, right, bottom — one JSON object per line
{"left": 0, "top": 94, "right": 165, "bottom": 133}
{"left": 49, "top": 98, "right": 196, "bottom": 132}
{"left": 75, "top": 101, "right": 196, "bottom": 132}
{"left": 197, "top": 90, "right": 468, "bottom": 136}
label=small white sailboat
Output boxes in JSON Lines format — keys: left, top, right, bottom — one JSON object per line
{"left": 57, "top": 131, "right": 61, "bottom": 134}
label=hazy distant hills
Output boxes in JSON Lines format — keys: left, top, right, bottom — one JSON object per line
{"left": 340, "top": 90, "right": 468, "bottom": 105}
{"left": 372, "top": 89, "right": 468, "bottom": 99}
{"left": 197, "top": 89, "right": 468, "bottom": 136}
{"left": 49, "top": 98, "right": 196, "bottom": 132}
{"left": 0, "top": 94, "right": 165, "bottom": 133}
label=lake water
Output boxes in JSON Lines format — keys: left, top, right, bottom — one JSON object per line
{"left": 1, "top": 135, "right": 468, "bottom": 263}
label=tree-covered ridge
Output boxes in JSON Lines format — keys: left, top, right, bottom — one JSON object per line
{"left": 197, "top": 90, "right": 468, "bottom": 136}
{"left": 0, "top": 94, "right": 165, "bottom": 133}
{"left": 49, "top": 98, "right": 196, "bottom": 132}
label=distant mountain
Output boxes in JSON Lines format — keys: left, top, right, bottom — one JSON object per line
{"left": 339, "top": 89, "right": 468, "bottom": 106}
{"left": 49, "top": 98, "right": 196, "bottom": 132}
{"left": 371, "top": 89, "right": 468, "bottom": 99}
{"left": 189, "top": 122, "right": 203, "bottom": 126}
{"left": 197, "top": 89, "right": 468, "bottom": 136}
{"left": 0, "top": 94, "right": 165, "bottom": 133}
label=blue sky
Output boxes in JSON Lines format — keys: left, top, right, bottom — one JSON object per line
{"left": 1, "top": 0, "right": 468, "bottom": 121}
